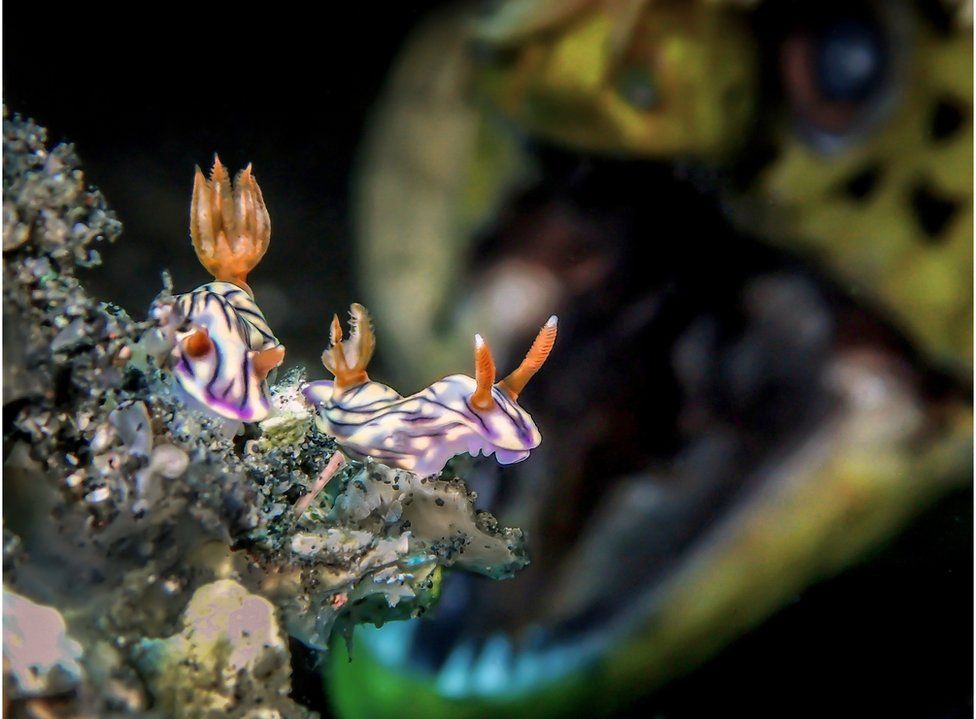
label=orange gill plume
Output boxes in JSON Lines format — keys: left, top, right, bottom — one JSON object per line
{"left": 498, "top": 315, "right": 558, "bottom": 400}
{"left": 322, "top": 305, "right": 375, "bottom": 389}
{"left": 190, "top": 155, "right": 271, "bottom": 295}
{"left": 471, "top": 333, "right": 497, "bottom": 411}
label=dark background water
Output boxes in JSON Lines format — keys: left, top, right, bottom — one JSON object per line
{"left": 4, "top": 3, "right": 972, "bottom": 717}
{"left": 4, "top": 4, "right": 446, "bottom": 370}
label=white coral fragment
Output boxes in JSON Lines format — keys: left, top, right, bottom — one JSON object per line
{"left": 3, "top": 588, "right": 84, "bottom": 698}
{"left": 134, "top": 579, "right": 306, "bottom": 718}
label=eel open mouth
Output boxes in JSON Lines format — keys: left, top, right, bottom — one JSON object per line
{"left": 346, "top": 145, "right": 970, "bottom": 703}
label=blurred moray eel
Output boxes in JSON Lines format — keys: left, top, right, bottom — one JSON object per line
{"left": 337, "top": 0, "right": 972, "bottom": 716}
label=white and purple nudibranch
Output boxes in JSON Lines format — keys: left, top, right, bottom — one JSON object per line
{"left": 303, "top": 304, "right": 557, "bottom": 476}
{"left": 169, "top": 281, "right": 282, "bottom": 421}
{"left": 155, "top": 157, "right": 285, "bottom": 423}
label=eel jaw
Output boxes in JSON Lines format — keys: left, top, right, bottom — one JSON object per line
{"left": 343, "top": 160, "right": 970, "bottom": 705}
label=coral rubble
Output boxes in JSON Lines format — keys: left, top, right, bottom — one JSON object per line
{"left": 2, "top": 111, "right": 528, "bottom": 717}
{"left": 133, "top": 579, "right": 305, "bottom": 719}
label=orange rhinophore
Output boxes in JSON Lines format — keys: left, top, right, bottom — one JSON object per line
{"left": 183, "top": 327, "right": 213, "bottom": 359}
{"left": 471, "top": 333, "right": 497, "bottom": 411}
{"left": 498, "top": 315, "right": 558, "bottom": 400}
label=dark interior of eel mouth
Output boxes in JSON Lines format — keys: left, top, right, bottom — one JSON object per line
{"left": 356, "top": 145, "right": 964, "bottom": 698}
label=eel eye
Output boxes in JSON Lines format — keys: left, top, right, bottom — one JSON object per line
{"left": 815, "top": 20, "right": 885, "bottom": 103}
{"left": 183, "top": 328, "right": 213, "bottom": 359}
{"left": 781, "top": 7, "right": 896, "bottom": 151}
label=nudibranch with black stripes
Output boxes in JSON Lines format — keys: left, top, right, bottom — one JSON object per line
{"left": 153, "top": 157, "right": 285, "bottom": 422}
{"left": 302, "top": 304, "right": 557, "bottom": 476}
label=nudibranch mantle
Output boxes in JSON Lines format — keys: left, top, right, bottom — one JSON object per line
{"left": 303, "top": 305, "right": 556, "bottom": 476}
{"left": 155, "top": 156, "right": 285, "bottom": 423}
{"left": 170, "top": 281, "right": 281, "bottom": 422}
{"left": 303, "top": 375, "right": 541, "bottom": 474}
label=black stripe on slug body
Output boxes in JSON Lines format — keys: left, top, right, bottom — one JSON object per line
{"left": 421, "top": 394, "right": 492, "bottom": 434}
{"left": 324, "top": 402, "right": 433, "bottom": 429}
{"left": 209, "top": 285, "right": 276, "bottom": 348}
{"left": 324, "top": 414, "right": 389, "bottom": 430}
{"left": 394, "top": 422, "right": 460, "bottom": 443}
{"left": 205, "top": 338, "right": 224, "bottom": 395}
{"left": 186, "top": 290, "right": 207, "bottom": 321}
{"left": 182, "top": 291, "right": 202, "bottom": 322}
{"left": 233, "top": 303, "right": 268, "bottom": 322}
{"left": 237, "top": 319, "right": 274, "bottom": 349}
{"left": 460, "top": 396, "right": 493, "bottom": 434}
{"left": 241, "top": 321, "right": 276, "bottom": 345}
{"left": 332, "top": 395, "right": 412, "bottom": 414}
{"left": 232, "top": 304, "right": 275, "bottom": 335}
{"left": 491, "top": 385, "right": 534, "bottom": 438}
{"left": 220, "top": 372, "right": 236, "bottom": 399}
{"left": 330, "top": 383, "right": 405, "bottom": 411}
{"left": 345, "top": 384, "right": 369, "bottom": 400}
{"left": 335, "top": 397, "right": 473, "bottom": 430}
{"left": 205, "top": 291, "right": 235, "bottom": 331}
{"left": 494, "top": 395, "right": 528, "bottom": 434}
{"left": 338, "top": 406, "right": 440, "bottom": 426}
{"left": 239, "top": 352, "right": 252, "bottom": 410}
